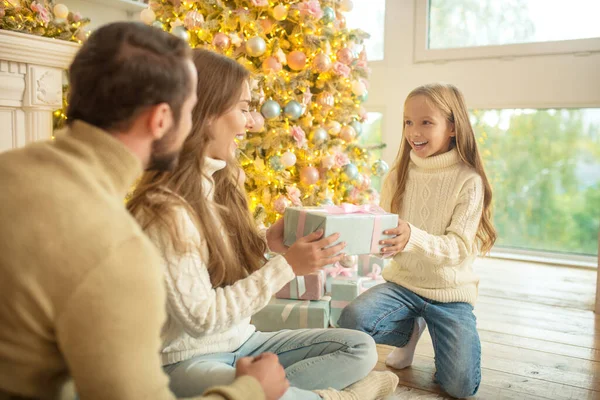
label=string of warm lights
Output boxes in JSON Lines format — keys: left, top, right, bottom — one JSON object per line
{"left": 143, "top": 0, "right": 388, "bottom": 224}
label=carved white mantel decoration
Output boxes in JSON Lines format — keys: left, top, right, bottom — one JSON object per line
{"left": 0, "top": 30, "right": 79, "bottom": 153}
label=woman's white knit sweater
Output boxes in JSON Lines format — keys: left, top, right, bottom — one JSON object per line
{"left": 137, "top": 158, "right": 295, "bottom": 365}
{"left": 380, "top": 148, "right": 484, "bottom": 305}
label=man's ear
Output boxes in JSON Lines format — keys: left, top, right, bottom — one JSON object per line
{"left": 147, "top": 103, "right": 174, "bottom": 140}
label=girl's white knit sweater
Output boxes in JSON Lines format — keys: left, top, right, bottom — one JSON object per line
{"left": 380, "top": 148, "right": 484, "bottom": 305}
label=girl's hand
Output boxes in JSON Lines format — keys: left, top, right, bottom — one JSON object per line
{"left": 380, "top": 220, "right": 411, "bottom": 256}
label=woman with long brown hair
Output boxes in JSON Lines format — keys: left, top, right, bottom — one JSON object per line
{"left": 127, "top": 49, "right": 399, "bottom": 400}
{"left": 339, "top": 83, "right": 497, "bottom": 399}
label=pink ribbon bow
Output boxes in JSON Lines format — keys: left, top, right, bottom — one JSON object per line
{"left": 327, "top": 263, "right": 354, "bottom": 278}
{"left": 323, "top": 203, "right": 385, "bottom": 215}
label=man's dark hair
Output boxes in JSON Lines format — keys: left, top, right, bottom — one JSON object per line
{"left": 67, "top": 22, "right": 192, "bottom": 132}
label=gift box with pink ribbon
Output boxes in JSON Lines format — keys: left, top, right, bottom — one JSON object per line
{"left": 275, "top": 270, "right": 326, "bottom": 301}
{"left": 283, "top": 204, "right": 398, "bottom": 256}
{"left": 251, "top": 296, "right": 331, "bottom": 332}
{"left": 328, "top": 272, "right": 385, "bottom": 327}
{"left": 357, "top": 254, "right": 389, "bottom": 277}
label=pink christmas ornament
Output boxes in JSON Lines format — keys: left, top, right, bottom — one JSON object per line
{"left": 317, "top": 92, "right": 334, "bottom": 108}
{"left": 287, "top": 50, "right": 307, "bottom": 71}
{"left": 212, "top": 33, "right": 231, "bottom": 50}
{"left": 340, "top": 125, "right": 357, "bottom": 142}
{"left": 248, "top": 111, "right": 265, "bottom": 132}
{"left": 183, "top": 10, "right": 204, "bottom": 29}
{"left": 336, "top": 48, "right": 354, "bottom": 65}
{"left": 262, "top": 56, "right": 282, "bottom": 73}
{"left": 312, "top": 53, "right": 332, "bottom": 73}
{"left": 300, "top": 166, "right": 320, "bottom": 185}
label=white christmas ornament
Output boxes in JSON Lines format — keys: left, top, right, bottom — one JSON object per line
{"left": 351, "top": 80, "right": 367, "bottom": 96}
{"left": 340, "top": 0, "right": 354, "bottom": 12}
{"left": 140, "top": 8, "right": 156, "bottom": 25}
{"left": 53, "top": 3, "right": 69, "bottom": 19}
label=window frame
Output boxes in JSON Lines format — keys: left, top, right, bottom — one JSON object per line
{"left": 414, "top": 0, "right": 600, "bottom": 63}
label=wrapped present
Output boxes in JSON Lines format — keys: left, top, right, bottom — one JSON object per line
{"left": 328, "top": 270, "right": 386, "bottom": 327}
{"left": 283, "top": 204, "right": 398, "bottom": 256}
{"left": 252, "top": 296, "right": 331, "bottom": 332}
{"left": 357, "top": 254, "right": 388, "bottom": 277}
{"left": 276, "top": 270, "right": 326, "bottom": 300}
{"left": 329, "top": 276, "right": 368, "bottom": 327}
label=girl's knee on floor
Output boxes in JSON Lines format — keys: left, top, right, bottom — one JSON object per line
{"left": 436, "top": 362, "right": 481, "bottom": 399}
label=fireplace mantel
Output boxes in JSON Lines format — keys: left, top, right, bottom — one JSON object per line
{"left": 0, "top": 30, "right": 79, "bottom": 152}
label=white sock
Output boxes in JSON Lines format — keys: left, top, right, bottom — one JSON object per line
{"left": 315, "top": 371, "right": 399, "bottom": 400}
{"left": 385, "top": 317, "right": 426, "bottom": 370}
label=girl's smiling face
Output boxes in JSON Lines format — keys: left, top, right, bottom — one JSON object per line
{"left": 403, "top": 94, "right": 455, "bottom": 158}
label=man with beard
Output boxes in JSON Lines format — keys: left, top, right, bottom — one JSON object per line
{"left": 0, "top": 22, "right": 286, "bottom": 400}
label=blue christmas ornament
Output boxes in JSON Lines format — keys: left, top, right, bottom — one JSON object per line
{"left": 341, "top": 163, "right": 359, "bottom": 181}
{"left": 321, "top": 6, "right": 335, "bottom": 24}
{"left": 350, "top": 120, "right": 363, "bottom": 136}
{"left": 269, "top": 155, "right": 284, "bottom": 171}
{"left": 371, "top": 159, "right": 389, "bottom": 177}
{"left": 309, "top": 127, "right": 328, "bottom": 145}
{"left": 284, "top": 100, "right": 303, "bottom": 120}
{"left": 357, "top": 91, "right": 368, "bottom": 103}
{"left": 261, "top": 100, "right": 281, "bottom": 120}
{"left": 171, "top": 26, "right": 189, "bottom": 41}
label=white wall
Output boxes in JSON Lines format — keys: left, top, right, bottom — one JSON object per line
{"left": 367, "top": 0, "right": 600, "bottom": 165}
{"left": 60, "top": 0, "right": 134, "bottom": 30}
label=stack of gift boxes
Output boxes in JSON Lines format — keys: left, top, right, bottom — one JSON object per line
{"left": 251, "top": 205, "right": 397, "bottom": 331}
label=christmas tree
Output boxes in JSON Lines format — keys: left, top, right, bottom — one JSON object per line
{"left": 142, "top": 0, "right": 389, "bottom": 224}
{"left": 0, "top": 0, "right": 89, "bottom": 42}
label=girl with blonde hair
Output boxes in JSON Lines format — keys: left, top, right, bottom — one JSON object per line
{"left": 339, "top": 83, "right": 496, "bottom": 399}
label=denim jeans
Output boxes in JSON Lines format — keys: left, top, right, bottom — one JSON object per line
{"left": 163, "top": 328, "right": 378, "bottom": 399}
{"left": 338, "top": 282, "right": 481, "bottom": 399}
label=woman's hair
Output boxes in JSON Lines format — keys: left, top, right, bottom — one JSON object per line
{"left": 127, "top": 48, "right": 267, "bottom": 287}
{"left": 389, "top": 83, "right": 497, "bottom": 254}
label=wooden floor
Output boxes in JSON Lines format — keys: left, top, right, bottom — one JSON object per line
{"left": 374, "top": 257, "right": 600, "bottom": 399}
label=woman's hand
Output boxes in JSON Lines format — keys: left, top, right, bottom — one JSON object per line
{"left": 379, "top": 219, "right": 411, "bottom": 256}
{"left": 265, "top": 218, "right": 288, "bottom": 254}
{"left": 284, "top": 230, "right": 346, "bottom": 276}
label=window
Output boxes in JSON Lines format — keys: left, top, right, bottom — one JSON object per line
{"left": 473, "top": 108, "right": 600, "bottom": 256}
{"left": 345, "top": 0, "right": 385, "bottom": 61}
{"left": 359, "top": 111, "right": 384, "bottom": 191}
{"left": 415, "top": 0, "right": 600, "bottom": 62}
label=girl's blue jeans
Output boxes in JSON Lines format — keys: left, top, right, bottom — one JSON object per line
{"left": 338, "top": 282, "right": 481, "bottom": 399}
